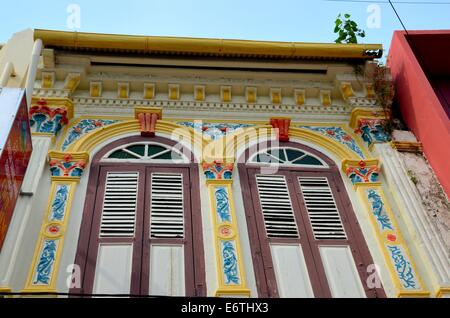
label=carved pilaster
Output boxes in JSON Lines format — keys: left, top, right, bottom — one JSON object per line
{"left": 23, "top": 151, "right": 89, "bottom": 293}
{"left": 29, "top": 98, "right": 74, "bottom": 136}
{"left": 202, "top": 160, "right": 250, "bottom": 297}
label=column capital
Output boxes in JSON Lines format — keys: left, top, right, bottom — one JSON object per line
{"left": 270, "top": 117, "right": 291, "bottom": 142}
{"left": 349, "top": 108, "right": 391, "bottom": 148}
{"left": 342, "top": 158, "right": 381, "bottom": 186}
{"left": 202, "top": 160, "right": 234, "bottom": 183}
{"left": 48, "top": 151, "right": 89, "bottom": 180}
{"left": 29, "top": 97, "right": 74, "bottom": 136}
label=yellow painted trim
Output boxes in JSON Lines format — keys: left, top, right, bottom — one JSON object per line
{"left": 22, "top": 179, "right": 78, "bottom": 293}
{"left": 290, "top": 127, "right": 362, "bottom": 160}
{"left": 355, "top": 183, "right": 429, "bottom": 297}
{"left": 216, "top": 288, "right": 251, "bottom": 297}
{"left": 48, "top": 150, "right": 89, "bottom": 162}
{"left": 436, "top": 287, "right": 450, "bottom": 298}
{"left": 342, "top": 158, "right": 380, "bottom": 172}
{"left": 398, "top": 291, "right": 431, "bottom": 298}
{"left": 134, "top": 107, "right": 163, "bottom": 119}
{"left": 32, "top": 132, "right": 56, "bottom": 144}
{"left": 0, "top": 287, "right": 12, "bottom": 298}
{"left": 206, "top": 180, "right": 251, "bottom": 297}
{"left": 66, "top": 120, "right": 206, "bottom": 156}
{"left": 205, "top": 179, "right": 233, "bottom": 186}
{"left": 34, "top": 29, "right": 383, "bottom": 60}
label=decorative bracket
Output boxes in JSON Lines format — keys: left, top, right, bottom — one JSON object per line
{"left": 342, "top": 159, "right": 380, "bottom": 185}
{"left": 349, "top": 108, "right": 391, "bottom": 148}
{"left": 270, "top": 117, "right": 291, "bottom": 142}
{"left": 202, "top": 160, "right": 234, "bottom": 181}
{"left": 201, "top": 160, "right": 250, "bottom": 297}
{"left": 29, "top": 98, "right": 74, "bottom": 136}
{"left": 48, "top": 151, "right": 89, "bottom": 180}
{"left": 134, "top": 107, "right": 163, "bottom": 137}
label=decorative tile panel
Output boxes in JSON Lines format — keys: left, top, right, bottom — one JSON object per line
{"left": 215, "top": 187, "right": 232, "bottom": 223}
{"left": 32, "top": 239, "right": 59, "bottom": 285}
{"left": 49, "top": 185, "right": 70, "bottom": 222}
{"left": 300, "top": 126, "right": 365, "bottom": 158}
{"left": 177, "top": 122, "right": 253, "bottom": 140}
{"left": 29, "top": 99, "right": 70, "bottom": 135}
{"left": 61, "top": 119, "right": 119, "bottom": 151}
{"left": 221, "top": 240, "right": 240, "bottom": 285}
{"left": 386, "top": 245, "right": 420, "bottom": 290}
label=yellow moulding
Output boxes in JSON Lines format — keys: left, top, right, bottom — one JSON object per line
{"left": 66, "top": 120, "right": 207, "bottom": 155}
{"left": 206, "top": 179, "right": 251, "bottom": 297}
{"left": 436, "top": 287, "right": 450, "bottom": 298}
{"left": 22, "top": 177, "right": 80, "bottom": 293}
{"left": 34, "top": 29, "right": 382, "bottom": 60}
{"left": 58, "top": 114, "right": 369, "bottom": 163}
{"left": 355, "top": 183, "right": 430, "bottom": 298}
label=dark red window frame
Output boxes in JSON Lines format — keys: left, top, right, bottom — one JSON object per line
{"left": 70, "top": 136, "right": 206, "bottom": 297}
{"left": 238, "top": 141, "right": 386, "bottom": 298}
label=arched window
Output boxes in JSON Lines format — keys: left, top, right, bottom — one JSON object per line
{"left": 238, "top": 141, "right": 385, "bottom": 298}
{"left": 72, "top": 136, "right": 205, "bottom": 297}
{"left": 103, "top": 142, "right": 188, "bottom": 163}
{"left": 249, "top": 147, "right": 327, "bottom": 167}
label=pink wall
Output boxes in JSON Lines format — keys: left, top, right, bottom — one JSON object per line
{"left": 388, "top": 30, "right": 450, "bottom": 197}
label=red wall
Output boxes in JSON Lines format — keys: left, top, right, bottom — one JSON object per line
{"left": 388, "top": 30, "right": 450, "bottom": 197}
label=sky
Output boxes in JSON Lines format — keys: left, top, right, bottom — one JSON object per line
{"left": 1, "top": 0, "right": 450, "bottom": 58}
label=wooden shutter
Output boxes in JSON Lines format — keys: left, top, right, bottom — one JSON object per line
{"left": 99, "top": 172, "right": 139, "bottom": 237}
{"left": 150, "top": 173, "right": 184, "bottom": 238}
{"left": 298, "top": 176, "right": 346, "bottom": 240}
{"left": 255, "top": 174, "right": 299, "bottom": 238}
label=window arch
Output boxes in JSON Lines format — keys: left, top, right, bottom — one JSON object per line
{"left": 102, "top": 142, "right": 188, "bottom": 163}
{"left": 249, "top": 147, "right": 327, "bottom": 167}
{"left": 238, "top": 141, "right": 385, "bottom": 298}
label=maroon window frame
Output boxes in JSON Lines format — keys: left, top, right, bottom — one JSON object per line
{"left": 70, "top": 136, "right": 206, "bottom": 297}
{"left": 238, "top": 141, "right": 386, "bottom": 298}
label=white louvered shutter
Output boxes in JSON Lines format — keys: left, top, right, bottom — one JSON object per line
{"left": 298, "top": 177, "right": 346, "bottom": 240}
{"left": 255, "top": 175, "right": 299, "bottom": 238}
{"left": 150, "top": 173, "right": 184, "bottom": 238}
{"left": 100, "top": 172, "right": 139, "bottom": 237}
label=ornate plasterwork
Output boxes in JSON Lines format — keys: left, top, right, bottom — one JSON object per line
{"left": 48, "top": 151, "right": 90, "bottom": 178}
{"left": 61, "top": 119, "right": 120, "bottom": 151}
{"left": 364, "top": 188, "right": 422, "bottom": 291}
{"left": 355, "top": 118, "right": 391, "bottom": 147}
{"left": 343, "top": 159, "right": 380, "bottom": 184}
{"left": 177, "top": 122, "right": 253, "bottom": 140}
{"left": 72, "top": 98, "right": 352, "bottom": 117}
{"left": 33, "top": 88, "right": 71, "bottom": 99}
{"left": 203, "top": 161, "right": 234, "bottom": 180}
{"left": 29, "top": 99, "right": 73, "bottom": 135}
{"left": 349, "top": 108, "right": 391, "bottom": 147}
{"left": 300, "top": 126, "right": 365, "bottom": 158}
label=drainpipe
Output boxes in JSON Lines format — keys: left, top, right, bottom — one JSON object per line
{"left": 0, "top": 62, "right": 15, "bottom": 87}
{"left": 24, "top": 38, "right": 43, "bottom": 107}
